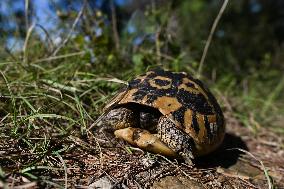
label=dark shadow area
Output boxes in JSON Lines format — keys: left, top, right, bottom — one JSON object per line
{"left": 195, "top": 133, "right": 248, "bottom": 168}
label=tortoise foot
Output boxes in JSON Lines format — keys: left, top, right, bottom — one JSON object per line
{"left": 114, "top": 127, "right": 177, "bottom": 157}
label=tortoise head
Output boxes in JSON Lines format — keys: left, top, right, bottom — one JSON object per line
{"left": 97, "top": 107, "right": 139, "bottom": 130}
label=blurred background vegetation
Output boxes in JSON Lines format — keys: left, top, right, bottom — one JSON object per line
{"left": 0, "top": 0, "right": 283, "bottom": 134}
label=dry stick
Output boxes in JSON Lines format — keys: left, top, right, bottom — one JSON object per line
{"left": 52, "top": 2, "right": 85, "bottom": 56}
{"left": 230, "top": 148, "right": 273, "bottom": 189}
{"left": 111, "top": 0, "right": 120, "bottom": 51}
{"left": 22, "top": 24, "right": 35, "bottom": 65}
{"left": 25, "top": 0, "right": 29, "bottom": 31}
{"left": 55, "top": 153, "right": 68, "bottom": 189}
{"left": 155, "top": 28, "right": 161, "bottom": 65}
{"left": 13, "top": 182, "right": 37, "bottom": 189}
{"left": 197, "top": 0, "right": 229, "bottom": 78}
{"left": 156, "top": 154, "right": 195, "bottom": 180}
{"left": 23, "top": 0, "right": 34, "bottom": 65}
{"left": 31, "top": 51, "right": 86, "bottom": 64}
{"left": 36, "top": 24, "right": 55, "bottom": 51}
{"left": 0, "top": 114, "right": 9, "bottom": 126}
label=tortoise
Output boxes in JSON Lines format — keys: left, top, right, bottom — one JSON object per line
{"left": 96, "top": 69, "right": 225, "bottom": 164}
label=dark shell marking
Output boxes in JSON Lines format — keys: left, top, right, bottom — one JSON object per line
{"left": 114, "top": 69, "right": 225, "bottom": 155}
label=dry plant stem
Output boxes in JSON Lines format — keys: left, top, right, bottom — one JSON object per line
{"left": 25, "top": 0, "right": 29, "bottom": 31}
{"left": 24, "top": 0, "right": 31, "bottom": 64}
{"left": 111, "top": 0, "right": 120, "bottom": 50}
{"left": 230, "top": 148, "right": 273, "bottom": 189}
{"left": 52, "top": 2, "right": 85, "bottom": 56}
{"left": 23, "top": 24, "right": 35, "bottom": 65}
{"left": 13, "top": 182, "right": 37, "bottom": 189}
{"left": 31, "top": 51, "right": 85, "bottom": 64}
{"left": 55, "top": 152, "right": 68, "bottom": 189}
{"left": 155, "top": 29, "right": 162, "bottom": 65}
{"left": 198, "top": 0, "right": 229, "bottom": 78}
{"left": 156, "top": 155, "right": 195, "bottom": 180}
{"left": 36, "top": 24, "right": 55, "bottom": 51}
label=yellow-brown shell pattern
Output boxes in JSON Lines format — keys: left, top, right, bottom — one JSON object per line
{"left": 116, "top": 69, "right": 225, "bottom": 154}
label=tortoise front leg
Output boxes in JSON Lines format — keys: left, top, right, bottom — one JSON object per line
{"left": 157, "top": 116, "right": 195, "bottom": 165}
{"left": 114, "top": 127, "right": 177, "bottom": 157}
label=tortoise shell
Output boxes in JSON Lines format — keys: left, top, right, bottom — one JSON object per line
{"left": 105, "top": 69, "right": 225, "bottom": 155}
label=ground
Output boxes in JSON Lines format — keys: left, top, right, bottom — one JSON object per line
{"left": 1, "top": 111, "right": 283, "bottom": 188}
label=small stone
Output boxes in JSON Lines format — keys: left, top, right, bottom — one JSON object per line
{"left": 140, "top": 156, "right": 157, "bottom": 168}
{"left": 88, "top": 177, "right": 113, "bottom": 189}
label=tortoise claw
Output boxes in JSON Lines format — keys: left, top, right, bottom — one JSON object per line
{"left": 114, "top": 127, "right": 177, "bottom": 157}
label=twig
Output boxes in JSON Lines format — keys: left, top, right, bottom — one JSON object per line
{"left": 55, "top": 152, "right": 68, "bottom": 189}
{"left": 156, "top": 154, "right": 195, "bottom": 180}
{"left": 229, "top": 148, "right": 273, "bottom": 189}
{"left": 155, "top": 28, "right": 161, "bottom": 65}
{"left": 0, "top": 113, "right": 9, "bottom": 125}
{"left": 13, "top": 182, "right": 37, "bottom": 189}
{"left": 52, "top": 2, "right": 85, "bottom": 56}
{"left": 25, "top": 0, "right": 30, "bottom": 31}
{"left": 197, "top": 0, "right": 229, "bottom": 78}
{"left": 31, "top": 51, "right": 86, "bottom": 64}
{"left": 23, "top": 24, "right": 35, "bottom": 65}
{"left": 36, "top": 23, "right": 55, "bottom": 51}
{"left": 110, "top": 0, "right": 120, "bottom": 50}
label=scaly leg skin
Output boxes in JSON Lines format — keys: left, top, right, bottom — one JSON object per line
{"left": 157, "top": 116, "right": 196, "bottom": 165}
